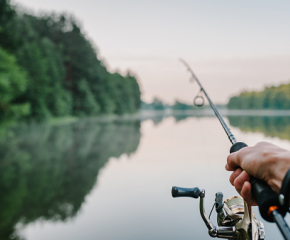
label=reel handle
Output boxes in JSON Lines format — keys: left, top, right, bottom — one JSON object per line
{"left": 230, "top": 142, "right": 282, "bottom": 222}
{"left": 171, "top": 186, "right": 201, "bottom": 198}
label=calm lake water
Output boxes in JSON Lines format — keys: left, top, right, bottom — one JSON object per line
{"left": 1, "top": 114, "right": 290, "bottom": 240}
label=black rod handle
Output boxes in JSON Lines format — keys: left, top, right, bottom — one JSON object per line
{"left": 230, "top": 142, "right": 281, "bottom": 222}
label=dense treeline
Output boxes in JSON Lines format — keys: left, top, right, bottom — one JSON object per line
{"left": 227, "top": 83, "right": 290, "bottom": 110}
{"left": 0, "top": 0, "right": 141, "bottom": 121}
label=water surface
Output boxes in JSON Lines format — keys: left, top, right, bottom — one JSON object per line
{"left": 1, "top": 115, "right": 290, "bottom": 239}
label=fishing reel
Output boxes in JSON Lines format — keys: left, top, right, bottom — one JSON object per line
{"left": 172, "top": 186, "right": 265, "bottom": 240}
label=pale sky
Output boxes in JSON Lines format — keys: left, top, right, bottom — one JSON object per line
{"left": 15, "top": 0, "right": 290, "bottom": 104}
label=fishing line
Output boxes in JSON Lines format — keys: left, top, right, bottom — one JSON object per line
{"left": 177, "top": 59, "right": 290, "bottom": 239}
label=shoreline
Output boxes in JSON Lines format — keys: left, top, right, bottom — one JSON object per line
{"left": 140, "top": 109, "right": 290, "bottom": 117}
{"left": 2, "top": 109, "right": 290, "bottom": 129}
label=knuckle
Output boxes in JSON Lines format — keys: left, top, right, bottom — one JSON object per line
{"left": 256, "top": 141, "right": 267, "bottom": 146}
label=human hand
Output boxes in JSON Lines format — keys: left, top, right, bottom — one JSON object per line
{"left": 225, "top": 142, "right": 290, "bottom": 206}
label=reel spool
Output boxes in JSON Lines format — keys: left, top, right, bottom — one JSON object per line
{"left": 217, "top": 196, "right": 245, "bottom": 226}
{"left": 216, "top": 195, "right": 265, "bottom": 240}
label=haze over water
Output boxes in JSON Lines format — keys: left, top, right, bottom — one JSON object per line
{"left": 1, "top": 114, "right": 290, "bottom": 240}
{"left": 3, "top": 2, "right": 290, "bottom": 238}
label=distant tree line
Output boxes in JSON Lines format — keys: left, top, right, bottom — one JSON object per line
{"left": 0, "top": 0, "right": 141, "bottom": 121}
{"left": 172, "top": 100, "right": 194, "bottom": 110}
{"left": 141, "top": 97, "right": 168, "bottom": 111}
{"left": 141, "top": 98, "right": 195, "bottom": 111}
{"left": 227, "top": 83, "right": 290, "bottom": 110}
{"left": 141, "top": 98, "right": 227, "bottom": 111}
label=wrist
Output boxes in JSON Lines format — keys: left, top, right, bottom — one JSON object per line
{"left": 265, "top": 150, "right": 290, "bottom": 193}
{"left": 277, "top": 151, "right": 290, "bottom": 183}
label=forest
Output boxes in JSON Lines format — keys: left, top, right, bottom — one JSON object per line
{"left": 0, "top": 0, "right": 141, "bottom": 122}
{"left": 227, "top": 83, "right": 290, "bottom": 110}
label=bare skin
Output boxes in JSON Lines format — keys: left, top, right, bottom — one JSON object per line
{"left": 225, "top": 142, "right": 290, "bottom": 206}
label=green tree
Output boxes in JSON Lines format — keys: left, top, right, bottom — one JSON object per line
{"left": 0, "top": 47, "right": 29, "bottom": 120}
{"left": 0, "top": 4, "right": 142, "bottom": 122}
{"left": 172, "top": 100, "right": 194, "bottom": 110}
{"left": 74, "top": 79, "right": 100, "bottom": 116}
{"left": 227, "top": 83, "right": 290, "bottom": 110}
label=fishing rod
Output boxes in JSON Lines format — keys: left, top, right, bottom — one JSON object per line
{"left": 179, "top": 59, "right": 237, "bottom": 145}
{"left": 171, "top": 59, "right": 290, "bottom": 240}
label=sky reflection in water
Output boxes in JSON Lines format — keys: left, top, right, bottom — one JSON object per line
{"left": 1, "top": 115, "right": 290, "bottom": 240}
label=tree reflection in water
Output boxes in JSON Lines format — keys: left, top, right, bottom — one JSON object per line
{"left": 1, "top": 114, "right": 289, "bottom": 240}
{"left": 228, "top": 116, "right": 290, "bottom": 141}
{"left": 0, "top": 119, "right": 141, "bottom": 240}
{"left": 171, "top": 114, "right": 290, "bottom": 141}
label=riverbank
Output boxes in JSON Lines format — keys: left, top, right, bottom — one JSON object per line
{"left": 140, "top": 109, "right": 290, "bottom": 117}
{"left": 2, "top": 109, "right": 290, "bottom": 130}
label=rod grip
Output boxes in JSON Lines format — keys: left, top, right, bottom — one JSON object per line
{"left": 230, "top": 142, "right": 280, "bottom": 222}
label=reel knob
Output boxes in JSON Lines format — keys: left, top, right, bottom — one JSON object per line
{"left": 171, "top": 186, "right": 201, "bottom": 198}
